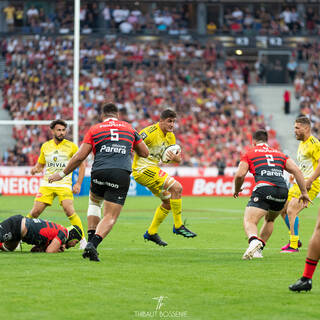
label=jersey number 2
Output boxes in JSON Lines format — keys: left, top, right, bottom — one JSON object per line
{"left": 110, "top": 129, "right": 119, "bottom": 141}
{"left": 266, "top": 154, "right": 275, "bottom": 167}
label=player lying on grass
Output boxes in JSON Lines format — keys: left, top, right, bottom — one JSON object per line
{"left": 233, "top": 129, "right": 310, "bottom": 260}
{"left": 0, "top": 215, "right": 82, "bottom": 253}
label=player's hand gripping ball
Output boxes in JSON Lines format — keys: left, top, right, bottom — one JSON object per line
{"left": 161, "top": 144, "right": 181, "bottom": 163}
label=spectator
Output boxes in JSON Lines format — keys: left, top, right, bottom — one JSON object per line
{"left": 102, "top": 4, "right": 111, "bottom": 29}
{"left": 3, "top": 4, "right": 15, "bottom": 32}
{"left": 207, "top": 21, "right": 217, "bottom": 34}
{"left": 15, "top": 6, "right": 24, "bottom": 29}
{"left": 284, "top": 90, "right": 291, "bottom": 114}
{"left": 287, "top": 57, "right": 298, "bottom": 82}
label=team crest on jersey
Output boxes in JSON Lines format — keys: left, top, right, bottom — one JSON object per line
{"left": 158, "top": 169, "right": 166, "bottom": 177}
{"left": 253, "top": 197, "right": 259, "bottom": 202}
{"left": 52, "top": 151, "right": 59, "bottom": 162}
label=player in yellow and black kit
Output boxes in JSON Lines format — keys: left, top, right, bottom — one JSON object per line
{"left": 132, "top": 109, "right": 196, "bottom": 246}
{"left": 28, "top": 120, "right": 87, "bottom": 248}
{"left": 281, "top": 116, "right": 320, "bottom": 253}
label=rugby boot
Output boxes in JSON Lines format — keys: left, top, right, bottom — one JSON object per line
{"left": 143, "top": 231, "right": 167, "bottom": 246}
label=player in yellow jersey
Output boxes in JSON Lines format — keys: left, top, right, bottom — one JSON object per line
{"left": 132, "top": 109, "right": 197, "bottom": 246}
{"left": 28, "top": 120, "right": 87, "bottom": 248}
{"left": 281, "top": 116, "right": 320, "bottom": 253}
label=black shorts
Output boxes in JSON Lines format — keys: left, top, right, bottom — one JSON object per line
{"left": 0, "top": 215, "right": 23, "bottom": 242}
{"left": 247, "top": 186, "right": 288, "bottom": 212}
{"left": 90, "top": 169, "right": 131, "bottom": 205}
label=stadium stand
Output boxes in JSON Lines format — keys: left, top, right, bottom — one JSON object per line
{"left": 292, "top": 41, "right": 320, "bottom": 137}
{"left": 0, "top": 35, "right": 277, "bottom": 168}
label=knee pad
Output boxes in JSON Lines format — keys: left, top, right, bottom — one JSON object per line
{"left": 87, "top": 198, "right": 103, "bottom": 218}
{"left": 165, "top": 177, "right": 177, "bottom": 192}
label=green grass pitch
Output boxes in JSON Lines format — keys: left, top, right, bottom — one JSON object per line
{"left": 0, "top": 195, "right": 319, "bottom": 320}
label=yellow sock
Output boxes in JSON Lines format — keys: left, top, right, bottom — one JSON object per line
{"left": 26, "top": 213, "right": 33, "bottom": 219}
{"left": 68, "top": 213, "right": 85, "bottom": 239}
{"left": 148, "top": 206, "right": 169, "bottom": 235}
{"left": 170, "top": 198, "right": 183, "bottom": 229}
{"left": 290, "top": 235, "right": 299, "bottom": 249}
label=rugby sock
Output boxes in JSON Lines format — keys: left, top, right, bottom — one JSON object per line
{"left": 68, "top": 213, "right": 85, "bottom": 239}
{"left": 148, "top": 206, "right": 169, "bottom": 235}
{"left": 249, "top": 236, "right": 265, "bottom": 247}
{"left": 290, "top": 235, "right": 299, "bottom": 249}
{"left": 87, "top": 230, "right": 96, "bottom": 242}
{"left": 91, "top": 234, "right": 103, "bottom": 249}
{"left": 303, "top": 258, "right": 318, "bottom": 279}
{"left": 170, "top": 198, "right": 183, "bottom": 229}
{"left": 0, "top": 243, "right": 9, "bottom": 252}
{"left": 294, "top": 216, "right": 299, "bottom": 236}
{"left": 284, "top": 214, "right": 290, "bottom": 230}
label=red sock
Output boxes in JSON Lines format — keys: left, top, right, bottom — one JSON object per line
{"left": 0, "top": 242, "right": 6, "bottom": 252}
{"left": 303, "top": 258, "right": 318, "bottom": 279}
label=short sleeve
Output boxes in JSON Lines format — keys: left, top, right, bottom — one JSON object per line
{"left": 38, "top": 144, "right": 46, "bottom": 164}
{"left": 312, "top": 142, "right": 320, "bottom": 161}
{"left": 133, "top": 130, "right": 142, "bottom": 146}
{"left": 82, "top": 128, "right": 93, "bottom": 146}
{"left": 140, "top": 128, "right": 151, "bottom": 145}
{"left": 240, "top": 152, "right": 249, "bottom": 163}
{"left": 71, "top": 143, "right": 79, "bottom": 157}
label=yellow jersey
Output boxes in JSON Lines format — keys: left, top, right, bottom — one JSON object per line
{"left": 297, "top": 135, "right": 320, "bottom": 183}
{"left": 132, "top": 122, "right": 176, "bottom": 171}
{"left": 38, "top": 139, "right": 78, "bottom": 189}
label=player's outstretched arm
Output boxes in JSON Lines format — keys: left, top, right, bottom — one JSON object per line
{"left": 48, "top": 143, "right": 92, "bottom": 183}
{"left": 233, "top": 161, "right": 249, "bottom": 198}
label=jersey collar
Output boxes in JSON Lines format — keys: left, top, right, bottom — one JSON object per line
{"left": 52, "top": 139, "right": 66, "bottom": 147}
{"left": 256, "top": 143, "right": 269, "bottom": 147}
{"left": 103, "top": 117, "right": 118, "bottom": 122}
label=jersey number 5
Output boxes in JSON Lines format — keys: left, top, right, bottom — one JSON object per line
{"left": 110, "top": 129, "right": 119, "bottom": 141}
{"left": 266, "top": 154, "right": 275, "bottom": 167}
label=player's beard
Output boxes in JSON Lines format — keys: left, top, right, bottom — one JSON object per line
{"left": 54, "top": 134, "right": 65, "bottom": 142}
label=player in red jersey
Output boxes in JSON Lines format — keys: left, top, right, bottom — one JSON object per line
{"left": 233, "top": 129, "right": 310, "bottom": 260}
{"left": 48, "top": 102, "right": 149, "bottom": 261}
{"left": 0, "top": 215, "right": 82, "bottom": 253}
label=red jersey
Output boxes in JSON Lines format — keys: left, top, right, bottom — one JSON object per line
{"left": 23, "top": 218, "right": 68, "bottom": 247}
{"left": 83, "top": 118, "right": 142, "bottom": 172}
{"left": 241, "top": 143, "right": 288, "bottom": 188}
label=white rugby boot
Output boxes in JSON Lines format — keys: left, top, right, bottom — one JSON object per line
{"left": 242, "top": 239, "right": 263, "bottom": 260}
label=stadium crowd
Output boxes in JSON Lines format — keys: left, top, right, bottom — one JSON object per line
{"left": 3, "top": 2, "right": 319, "bottom": 36}
{"left": 293, "top": 41, "right": 320, "bottom": 137}
{"left": 2, "top": 2, "right": 190, "bottom": 35}
{"left": 222, "top": 6, "right": 320, "bottom": 35}
{"left": 1, "top": 36, "right": 278, "bottom": 168}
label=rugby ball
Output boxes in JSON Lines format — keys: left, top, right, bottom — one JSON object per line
{"left": 161, "top": 144, "right": 181, "bottom": 163}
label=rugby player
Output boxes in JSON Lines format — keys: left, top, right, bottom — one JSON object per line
{"left": 132, "top": 109, "right": 196, "bottom": 247}
{"left": 281, "top": 116, "right": 320, "bottom": 252}
{"left": 48, "top": 103, "right": 149, "bottom": 261}
{"left": 233, "top": 129, "right": 310, "bottom": 259}
{"left": 28, "top": 120, "right": 87, "bottom": 248}
{"left": 0, "top": 215, "right": 82, "bottom": 253}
